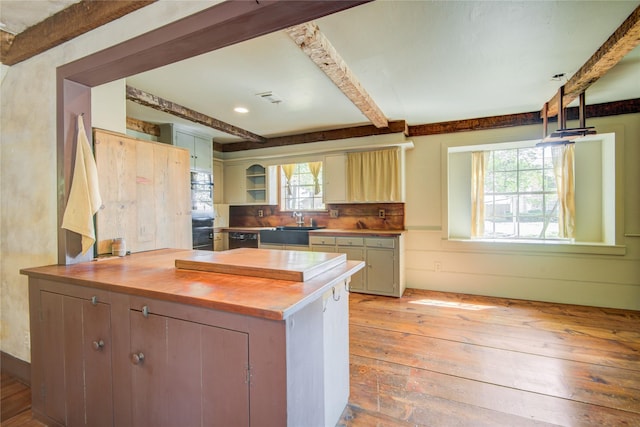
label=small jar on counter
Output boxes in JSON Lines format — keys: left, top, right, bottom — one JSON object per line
{"left": 111, "top": 238, "right": 126, "bottom": 257}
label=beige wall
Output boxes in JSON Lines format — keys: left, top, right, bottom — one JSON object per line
{"left": 0, "top": 1, "right": 215, "bottom": 362}
{"left": 404, "top": 113, "right": 640, "bottom": 310}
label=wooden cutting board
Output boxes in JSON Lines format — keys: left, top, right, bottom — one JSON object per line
{"left": 175, "top": 248, "right": 347, "bottom": 282}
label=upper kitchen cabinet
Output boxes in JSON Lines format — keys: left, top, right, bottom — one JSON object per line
{"left": 323, "top": 154, "right": 347, "bottom": 204}
{"left": 159, "top": 124, "right": 213, "bottom": 173}
{"left": 325, "top": 148, "right": 407, "bottom": 204}
{"left": 224, "top": 162, "right": 276, "bottom": 205}
{"left": 346, "top": 148, "right": 405, "bottom": 203}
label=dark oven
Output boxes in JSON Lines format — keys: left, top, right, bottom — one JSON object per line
{"left": 192, "top": 217, "right": 214, "bottom": 250}
{"left": 228, "top": 232, "right": 258, "bottom": 249}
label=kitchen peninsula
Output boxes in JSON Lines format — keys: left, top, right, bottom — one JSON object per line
{"left": 21, "top": 248, "right": 364, "bottom": 427}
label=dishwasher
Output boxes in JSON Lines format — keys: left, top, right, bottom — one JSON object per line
{"left": 228, "top": 232, "right": 259, "bottom": 249}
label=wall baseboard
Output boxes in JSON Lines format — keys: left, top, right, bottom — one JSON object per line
{"left": 1, "top": 351, "right": 30, "bottom": 385}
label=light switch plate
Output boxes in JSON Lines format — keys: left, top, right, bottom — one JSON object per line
{"left": 330, "top": 209, "right": 339, "bottom": 218}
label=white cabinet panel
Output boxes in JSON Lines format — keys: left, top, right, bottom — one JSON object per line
{"left": 323, "top": 154, "right": 347, "bottom": 203}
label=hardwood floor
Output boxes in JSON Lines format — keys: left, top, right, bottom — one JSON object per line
{"left": 2, "top": 289, "right": 639, "bottom": 426}
{"left": 339, "top": 289, "right": 640, "bottom": 426}
{"left": 0, "top": 373, "right": 43, "bottom": 426}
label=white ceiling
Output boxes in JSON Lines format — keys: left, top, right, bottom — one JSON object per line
{"left": 3, "top": 1, "right": 640, "bottom": 144}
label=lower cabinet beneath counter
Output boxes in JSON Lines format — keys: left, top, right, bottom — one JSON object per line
{"left": 310, "top": 234, "right": 405, "bottom": 297}
{"left": 27, "top": 277, "right": 350, "bottom": 427}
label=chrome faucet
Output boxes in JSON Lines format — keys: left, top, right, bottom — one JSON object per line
{"left": 292, "top": 211, "right": 304, "bottom": 226}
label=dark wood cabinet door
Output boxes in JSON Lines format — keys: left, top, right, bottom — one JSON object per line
{"left": 39, "top": 291, "right": 67, "bottom": 425}
{"left": 130, "top": 310, "right": 249, "bottom": 427}
{"left": 82, "top": 299, "right": 113, "bottom": 426}
{"left": 39, "top": 291, "right": 113, "bottom": 426}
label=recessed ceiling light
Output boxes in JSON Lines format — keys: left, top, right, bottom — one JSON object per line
{"left": 234, "top": 107, "right": 249, "bottom": 114}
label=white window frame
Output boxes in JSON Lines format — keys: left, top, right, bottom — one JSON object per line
{"left": 279, "top": 162, "right": 325, "bottom": 212}
{"left": 442, "top": 132, "right": 625, "bottom": 255}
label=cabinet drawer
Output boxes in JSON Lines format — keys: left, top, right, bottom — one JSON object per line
{"left": 336, "top": 237, "right": 364, "bottom": 247}
{"left": 365, "top": 237, "right": 395, "bottom": 249}
{"left": 310, "top": 236, "right": 336, "bottom": 246}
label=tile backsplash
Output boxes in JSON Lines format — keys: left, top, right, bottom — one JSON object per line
{"left": 229, "top": 203, "right": 404, "bottom": 230}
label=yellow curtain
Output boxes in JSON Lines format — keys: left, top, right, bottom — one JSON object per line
{"left": 471, "top": 151, "right": 486, "bottom": 238}
{"left": 552, "top": 144, "right": 576, "bottom": 239}
{"left": 308, "top": 161, "right": 322, "bottom": 195}
{"left": 281, "top": 164, "right": 296, "bottom": 195}
{"left": 347, "top": 148, "right": 399, "bottom": 202}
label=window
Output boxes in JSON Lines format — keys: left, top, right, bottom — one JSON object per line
{"left": 447, "top": 133, "right": 617, "bottom": 247}
{"left": 280, "top": 162, "right": 325, "bottom": 211}
{"left": 482, "top": 147, "right": 562, "bottom": 240}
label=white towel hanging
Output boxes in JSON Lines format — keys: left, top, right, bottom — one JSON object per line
{"left": 61, "top": 114, "right": 103, "bottom": 255}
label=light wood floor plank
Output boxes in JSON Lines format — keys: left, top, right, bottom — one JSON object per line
{"left": 341, "top": 290, "right": 640, "bottom": 426}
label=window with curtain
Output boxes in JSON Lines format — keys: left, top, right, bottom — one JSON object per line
{"left": 448, "top": 134, "right": 618, "bottom": 247}
{"left": 280, "top": 162, "right": 325, "bottom": 211}
{"left": 475, "top": 145, "right": 570, "bottom": 240}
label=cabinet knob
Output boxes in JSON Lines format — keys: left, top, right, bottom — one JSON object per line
{"left": 92, "top": 340, "right": 105, "bottom": 351}
{"left": 142, "top": 305, "right": 150, "bottom": 318}
{"left": 91, "top": 296, "right": 98, "bottom": 305}
{"left": 131, "top": 352, "right": 145, "bottom": 365}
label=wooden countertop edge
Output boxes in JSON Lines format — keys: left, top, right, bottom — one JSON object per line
{"left": 20, "top": 257, "right": 365, "bottom": 321}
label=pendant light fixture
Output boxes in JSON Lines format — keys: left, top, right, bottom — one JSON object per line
{"left": 537, "top": 86, "right": 596, "bottom": 147}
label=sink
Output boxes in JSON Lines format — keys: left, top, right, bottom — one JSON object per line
{"left": 260, "top": 226, "right": 325, "bottom": 245}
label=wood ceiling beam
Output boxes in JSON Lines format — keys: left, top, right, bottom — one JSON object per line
{"left": 126, "top": 117, "right": 160, "bottom": 137}
{"left": 126, "top": 85, "right": 267, "bottom": 143}
{"left": 0, "top": 1, "right": 157, "bottom": 66}
{"left": 0, "top": 30, "right": 15, "bottom": 60}
{"left": 126, "top": 98, "right": 639, "bottom": 151}
{"left": 285, "top": 22, "right": 389, "bottom": 128}
{"left": 542, "top": 5, "right": 640, "bottom": 118}
{"left": 221, "top": 120, "right": 407, "bottom": 152}
{"left": 411, "top": 98, "right": 640, "bottom": 137}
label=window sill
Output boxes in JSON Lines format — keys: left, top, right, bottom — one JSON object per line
{"left": 442, "top": 238, "right": 626, "bottom": 256}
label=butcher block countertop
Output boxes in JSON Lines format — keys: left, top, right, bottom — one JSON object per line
{"left": 20, "top": 248, "right": 364, "bottom": 321}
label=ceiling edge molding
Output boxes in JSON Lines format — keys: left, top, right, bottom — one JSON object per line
{"left": 0, "top": 0, "right": 157, "bottom": 66}
{"left": 285, "top": 21, "right": 388, "bottom": 128}
{"left": 543, "top": 5, "right": 640, "bottom": 118}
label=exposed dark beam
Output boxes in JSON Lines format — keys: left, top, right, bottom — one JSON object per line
{"left": 543, "top": 5, "right": 640, "bottom": 118}
{"left": 221, "top": 120, "right": 407, "bottom": 152}
{"left": 126, "top": 85, "right": 266, "bottom": 143}
{"left": 410, "top": 98, "right": 640, "bottom": 137}
{"left": 126, "top": 99, "right": 639, "bottom": 151}
{"left": 0, "top": 1, "right": 157, "bottom": 66}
